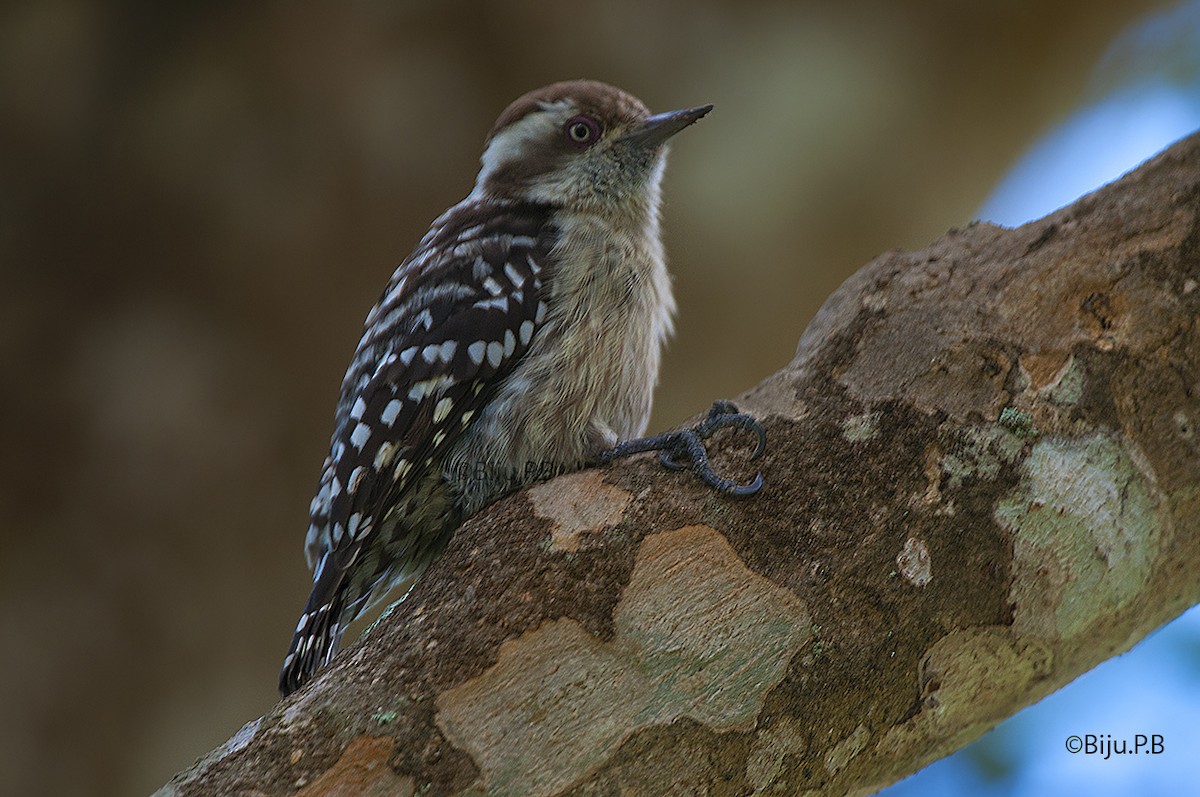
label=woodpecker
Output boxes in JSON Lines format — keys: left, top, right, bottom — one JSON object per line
{"left": 279, "top": 80, "right": 764, "bottom": 696}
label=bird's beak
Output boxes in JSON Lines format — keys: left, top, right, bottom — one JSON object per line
{"left": 622, "top": 104, "right": 713, "bottom": 149}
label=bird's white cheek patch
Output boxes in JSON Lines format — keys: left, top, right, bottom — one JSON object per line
{"left": 472, "top": 108, "right": 565, "bottom": 197}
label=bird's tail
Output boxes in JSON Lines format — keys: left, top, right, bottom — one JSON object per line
{"left": 279, "top": 557, "right": 347, "bottom": 697}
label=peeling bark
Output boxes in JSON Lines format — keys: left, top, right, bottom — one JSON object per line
{"left": 158, "top": 132, "right": 1200, "bottom": 797}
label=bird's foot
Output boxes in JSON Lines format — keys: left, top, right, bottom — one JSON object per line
{"left": 601, "top": 401, "right": 765, "bottom": 496}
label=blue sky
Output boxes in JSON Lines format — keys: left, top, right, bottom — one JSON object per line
{"left": 980, "top": 80, "right": 1200, "bottom": 228}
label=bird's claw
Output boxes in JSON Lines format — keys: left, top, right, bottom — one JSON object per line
{"left": 605, "top": 401, "right": 766, "bottom": 496}
{"left": 658, "top": 401, "right": 767, "bottom": 470}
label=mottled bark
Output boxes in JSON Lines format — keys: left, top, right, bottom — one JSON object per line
{"left": 159, "top": 132, "right": 1200, "bottom": 797}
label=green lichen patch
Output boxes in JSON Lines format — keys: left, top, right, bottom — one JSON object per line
{"left": 939, "top": 423, "right": 1027, "bottom": 491}
{"left": 842, "top": 412, "right": 882, "bottom": 442}
{"left": 994, "top": 434, "right": 1164, "bottom": 640}
{"left": 998, "top": 407, "right": 1039, "bottom": 438}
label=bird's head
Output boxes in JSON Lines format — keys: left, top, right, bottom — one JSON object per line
{"left": 470, "top": 80, "right": 711, "bottom": 217}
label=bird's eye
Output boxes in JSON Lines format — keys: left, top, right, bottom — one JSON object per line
{"left": 564, "top": 115, "right": 601, "bottom": 147}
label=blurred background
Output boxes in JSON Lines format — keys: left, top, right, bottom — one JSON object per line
{"left": 2, "top": 1, "right": 1199, "bottom": 795}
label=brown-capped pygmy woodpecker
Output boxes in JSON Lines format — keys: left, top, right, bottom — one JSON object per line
{"left": 279, "top": 80, "right": 765, "bottom": 696}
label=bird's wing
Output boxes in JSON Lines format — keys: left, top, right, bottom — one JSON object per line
{"left": 280, "top": 200, "right": 554, "bottom": 694}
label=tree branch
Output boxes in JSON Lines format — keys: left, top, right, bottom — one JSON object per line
{"left": 159, "top": 132, "right": 1200, "bottom": 797}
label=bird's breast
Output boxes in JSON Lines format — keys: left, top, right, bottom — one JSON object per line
{"left": 445, "top": 210, "right": 675, "bottom": 514}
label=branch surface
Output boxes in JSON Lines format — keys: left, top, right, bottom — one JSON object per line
{"left": 159, "top": 133, "right": 1200, "bottom": 797}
